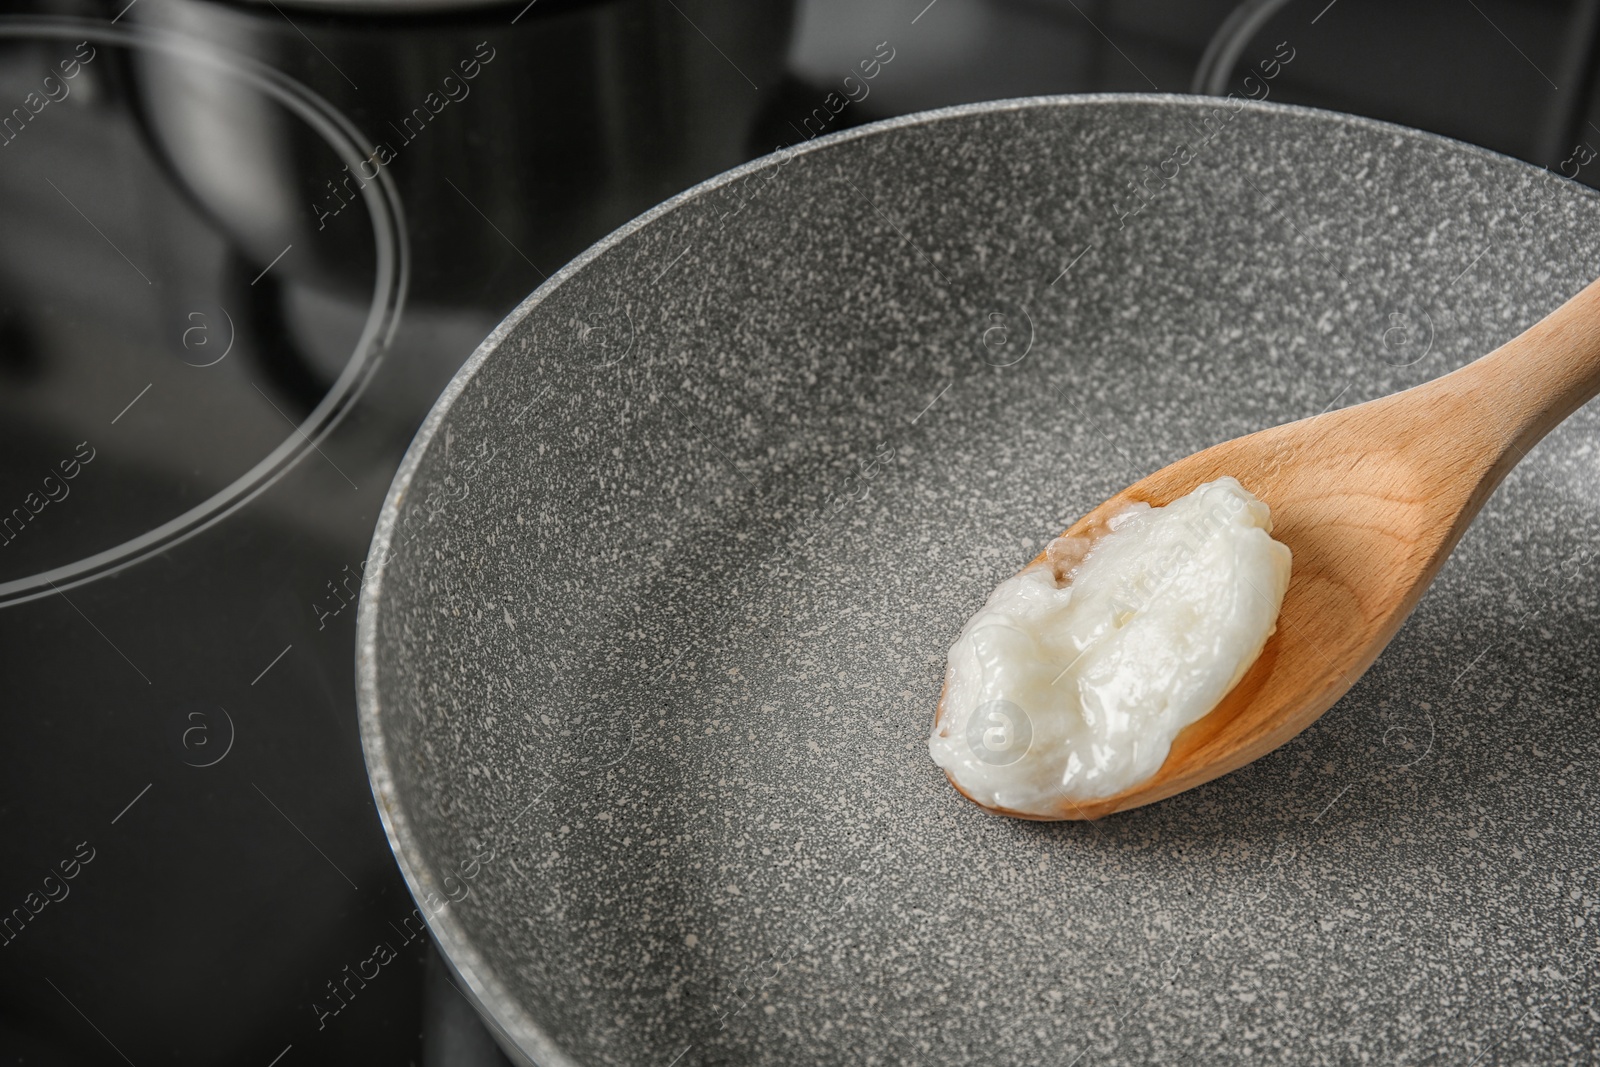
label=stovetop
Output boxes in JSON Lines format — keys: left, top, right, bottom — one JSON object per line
{"left": 2, "top": 0, "right": 1596, "bottom": 1062}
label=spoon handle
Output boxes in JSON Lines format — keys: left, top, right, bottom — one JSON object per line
{"left": 1430, "top": 275, "right": 1600, "bottom": 462}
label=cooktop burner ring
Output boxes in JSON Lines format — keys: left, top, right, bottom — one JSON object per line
{"left": 0, "top": 16, "right": 408, "bottom": 609}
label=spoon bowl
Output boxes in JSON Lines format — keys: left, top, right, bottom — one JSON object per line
{"left": 954, "top": 276, "right": 1600, "bottom": 819}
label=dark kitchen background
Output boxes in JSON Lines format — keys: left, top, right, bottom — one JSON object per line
{"left": 0, "top": 0, "right": 1594, "bottom": 1062}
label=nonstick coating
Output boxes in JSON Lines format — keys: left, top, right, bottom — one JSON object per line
{"left": 357, "top": 96, "right": 1600, "bottom": 1065}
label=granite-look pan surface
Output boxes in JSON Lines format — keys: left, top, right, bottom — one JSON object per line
{"left": 357, "top": 96, "right": 1600, "bottom": 1066}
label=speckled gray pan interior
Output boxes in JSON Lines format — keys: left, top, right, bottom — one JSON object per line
{"left": 357, "top": 96, "right": 1600, "bottom": 1065}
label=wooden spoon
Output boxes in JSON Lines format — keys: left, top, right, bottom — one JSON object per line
{"left": 941, "top": 275, "right": 1600, "bottom": 821}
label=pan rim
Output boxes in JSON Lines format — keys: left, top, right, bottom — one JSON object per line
{"left": 353, "top": 90, "right": 1591, "bottom": 1064}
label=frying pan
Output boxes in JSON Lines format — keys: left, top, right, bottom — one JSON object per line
{"left": 357, "top": 96, "right": 1600, "bottom": 1065}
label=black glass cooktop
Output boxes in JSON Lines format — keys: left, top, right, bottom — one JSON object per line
{"left": 3, "top": 0, "right": 1596, "bottom": 1062}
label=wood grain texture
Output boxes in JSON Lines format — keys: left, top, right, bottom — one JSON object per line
{"left": 940, "top": 276, "right": 1600, "bottom": 820}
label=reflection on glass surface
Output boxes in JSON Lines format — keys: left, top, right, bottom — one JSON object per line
{"left": 0, "top": 23, "right": 403, "bottom": 603}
